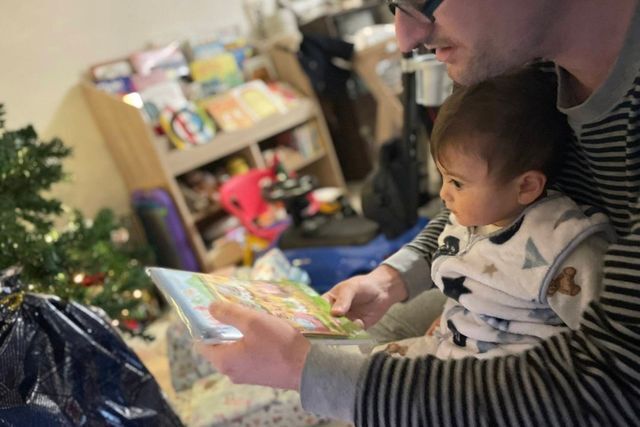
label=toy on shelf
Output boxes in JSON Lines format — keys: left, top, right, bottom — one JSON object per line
{"left": 159, "top": 104, "right": 216, "bottom": 149}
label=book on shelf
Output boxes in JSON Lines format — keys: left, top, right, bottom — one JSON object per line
{"left": 147, "top": 267, "right": 372, "bottom": 345}
{"left": 231, "top": 80, "right": 288, "bottom": 121}
{"left": 203, "top": 93, "right": 256, "bottom": 132}
{"left": 189, "top": 52, "right": 244, "bottom": 89}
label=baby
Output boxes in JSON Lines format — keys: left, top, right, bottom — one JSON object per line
{"left": 382, "top": 68, "right": 614, "bottom": 359}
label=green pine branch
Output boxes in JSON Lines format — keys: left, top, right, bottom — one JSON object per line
{"left": 0, "top": 104, "right": 156, "bottom": 339}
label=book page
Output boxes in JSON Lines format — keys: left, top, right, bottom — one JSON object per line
{"left": 198, "top": 273, "right": 356, "bottom": 337}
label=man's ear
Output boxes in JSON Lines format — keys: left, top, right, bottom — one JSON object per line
{"left": 517, "top": 170, "right": 547, "bottom": 205}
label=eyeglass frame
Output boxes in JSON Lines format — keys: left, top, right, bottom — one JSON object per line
{"left": 385, "top": 0, "right": 443, "bottom": 23}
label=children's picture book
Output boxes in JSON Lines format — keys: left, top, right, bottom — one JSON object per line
{"left": 231, "top": 80, "right": 288, "bottom": 121}
{"left": 147, "top": 267, "right": 372, "bottom": 345}
{"left": 203, "top": 93, "right": 256, "bottom": 132}
{"left": 189, "top": 52, "right": 244, "bottom": 88}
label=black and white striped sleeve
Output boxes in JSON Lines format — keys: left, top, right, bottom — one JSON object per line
{"left": 383, "top": 208, "right": 450, "bottom": 298}
{"left": 355, "top": 216, "right": 640, "bottom": 426}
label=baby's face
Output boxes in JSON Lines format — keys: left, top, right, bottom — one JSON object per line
{"left": 436, "top": 146, "right": 523, "bottom": 227}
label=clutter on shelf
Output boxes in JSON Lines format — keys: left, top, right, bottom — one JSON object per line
{"left": 88, "top": 30, "right": 305, "bottom": 151}
{"left": 82, "top": 25, "right": 346, "bottom": 272}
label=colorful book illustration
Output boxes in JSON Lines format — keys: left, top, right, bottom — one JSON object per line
{"left": 231, "top": 80, "right": 288, "bottom": 121}
{"left": 189, "top": 52, "right": 244, "bottom": 89}
{"left": 147, "top": 267, "right": 372, "bottom": 344}
{"left": 203, "top": 93, "right": 256, "bottom": 132}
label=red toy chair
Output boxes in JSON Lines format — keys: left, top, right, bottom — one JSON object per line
{"left": 218, "top": 169, "right": 290, "bottom": 262}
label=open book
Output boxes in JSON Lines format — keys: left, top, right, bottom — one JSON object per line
{"left": 147, "top": 267, "right": 372, "bottom": 345}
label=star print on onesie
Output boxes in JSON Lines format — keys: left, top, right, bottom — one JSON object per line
{"left": 441, "top": 276, "right": 471, "bottom": 301}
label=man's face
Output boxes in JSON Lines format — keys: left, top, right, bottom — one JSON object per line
{"left": 394, "top": 0, "right": 551, "bottom": 84}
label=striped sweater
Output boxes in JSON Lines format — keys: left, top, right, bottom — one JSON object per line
{"left": 300, "top": 5, "right": 640, "bottom": 426}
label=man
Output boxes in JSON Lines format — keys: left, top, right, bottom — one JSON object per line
{"left": 200, "top": 1, "right": 640, "bottom": 424}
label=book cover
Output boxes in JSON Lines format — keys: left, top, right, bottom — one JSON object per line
{"left": 147, "top": 267, "right": 372, "bottom": 345}
{"left": 189, "top": 52, "right": 244, "bottom": 88}
{"left": 231, "top": 80, "right": 288, "bottom": 121}
{"left": 203, "top": 93, "right": 256, "bottom": 132}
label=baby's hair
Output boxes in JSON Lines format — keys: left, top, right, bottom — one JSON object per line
{"left": 430, "top": 67, "right": 570, "bottom": 185}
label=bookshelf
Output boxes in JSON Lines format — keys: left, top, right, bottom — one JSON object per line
{"left": 82, "top": 78, "right": 345, "bottom": 272}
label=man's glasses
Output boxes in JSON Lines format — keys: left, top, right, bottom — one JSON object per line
{"left": 386, "top": 0, "right": 443, "bottom": 23}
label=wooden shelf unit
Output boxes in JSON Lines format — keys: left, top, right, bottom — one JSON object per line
{"left": 82, "top": 82, "right": 345, "bottom": 271}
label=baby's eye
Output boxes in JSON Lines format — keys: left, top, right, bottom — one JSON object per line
{"left": 449, "top": 179, "right": 463, "bottom": 189}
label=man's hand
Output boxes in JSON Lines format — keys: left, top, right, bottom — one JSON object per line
{"left": 324, "top": 264, "right": 408, "bottom": 329}
{"left": 197, "top": 302, "right": 311, "bottom": 390}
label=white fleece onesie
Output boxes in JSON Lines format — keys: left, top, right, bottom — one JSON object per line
{"left": 427, "top": 191, "right": 614, "bottom": 359}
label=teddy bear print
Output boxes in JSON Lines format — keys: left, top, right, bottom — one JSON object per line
{"left": 384, "top": 342, "right": 409, "bottom": 356}
{"left": 547, "top": 266, "right": 581, "bottom": 296}
{"left": 434, "top": 235, "right": 460, "bottom": 259}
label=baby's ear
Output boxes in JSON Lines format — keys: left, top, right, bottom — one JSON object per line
{"left": 516, "top": 170, "right": 546, "bottom": 205}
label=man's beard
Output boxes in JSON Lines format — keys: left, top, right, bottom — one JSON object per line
{"left": 448, "top": 51, "right": 520, "bottom": 85}
{"left": 447, "top": 39, "right": 537, "bottom": 86}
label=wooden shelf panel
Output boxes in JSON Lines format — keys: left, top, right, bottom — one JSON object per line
{"left": 165, "top": 99, "right": 317, "bottom": 175}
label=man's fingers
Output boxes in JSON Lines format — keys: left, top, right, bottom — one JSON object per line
{"left": 196, "top": 341, "right": 246, "bottom": 382}
{"left": 209, "top": 301, "right": 258, "bottom": 333}
{"left": 328, "top": 285, "right": 356, "bottom": 316}
{"left": 321, "top": 292, "right": 335, "bottom": 304}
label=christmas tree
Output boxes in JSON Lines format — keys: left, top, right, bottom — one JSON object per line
{"left": 0, "top": 104, "right": 158, "bottom": 338}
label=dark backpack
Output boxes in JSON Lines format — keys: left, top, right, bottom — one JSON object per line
{"left": 362, "top": 138, "right": 418, "bottom": 238}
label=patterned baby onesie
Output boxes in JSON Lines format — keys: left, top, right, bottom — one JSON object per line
{"left": 381, "top": 192, "right": 614, "bottom": 360}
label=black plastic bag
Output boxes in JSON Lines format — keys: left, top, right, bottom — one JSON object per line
{"left": 0, "top": 268, "right": 183, "bottom": 426}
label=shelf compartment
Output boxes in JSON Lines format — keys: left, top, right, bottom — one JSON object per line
{"left": 165, "top": 99, "right": 317, "bottom": 175}
{"left": 191, "top": 202, "right": 223, "bottom": 223}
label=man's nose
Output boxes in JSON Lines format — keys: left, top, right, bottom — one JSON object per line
{"left": 394, "top": 8, "right": 434, "bottom": 53}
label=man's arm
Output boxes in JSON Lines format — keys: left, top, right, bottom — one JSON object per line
{"left": 302, "top": 302, "right": 639, "bottom": 425}
{"left": 302, "top": 226, "right": 640, "bottom": 425}
{"left": 325, "top": 208, "right": 450, "bottom": 328}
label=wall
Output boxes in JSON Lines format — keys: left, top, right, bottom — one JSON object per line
{"left": 0, "top": 0, "right": 248, "bottom": 217}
